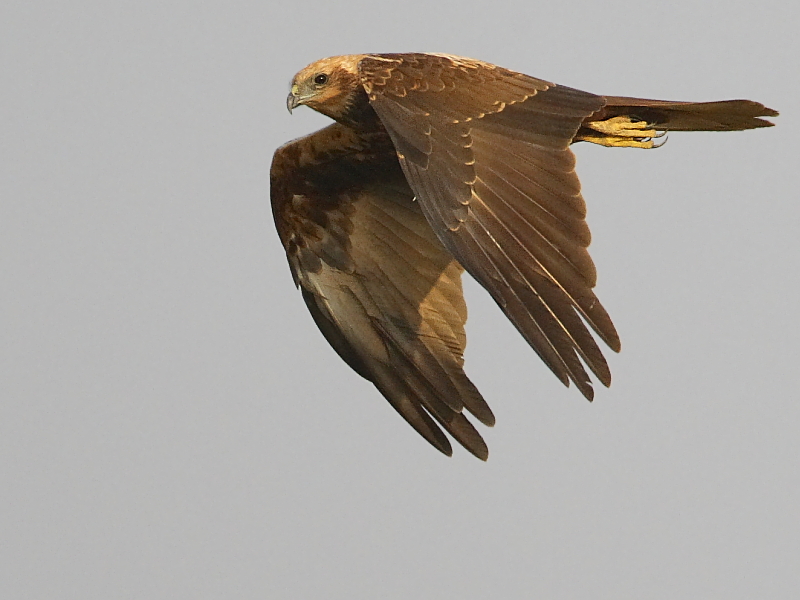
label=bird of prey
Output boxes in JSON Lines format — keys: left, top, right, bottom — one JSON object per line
{"left": 270, "top": 53, "right": 777, "bottom": 460}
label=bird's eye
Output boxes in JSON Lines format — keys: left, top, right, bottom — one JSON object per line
{"left": 313, "top": 73, "right": 328, "bottom": 85}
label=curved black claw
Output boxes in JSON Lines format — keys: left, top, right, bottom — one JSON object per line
{"left": 653, "top": 134, "right": 669, "bottom": 148}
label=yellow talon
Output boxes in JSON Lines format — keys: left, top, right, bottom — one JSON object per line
{"left": 586, "top": 116, "right": 659, "bottom": 138}
{"left": 576, "top": 132, "right": 660, "bottom": 149}
{"left": 577, "top": 116, "right": 668, "bottom": 149}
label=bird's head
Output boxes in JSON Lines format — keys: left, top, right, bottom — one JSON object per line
{"left": 286, "top": 55, "right": 365, "bottom": 121}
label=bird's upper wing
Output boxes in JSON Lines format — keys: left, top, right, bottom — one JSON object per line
{"left": 271, "top": 123, "right": 493, "bottom": 459}
{"left": 359, "top": 53, "right": 620, "bottom": 399}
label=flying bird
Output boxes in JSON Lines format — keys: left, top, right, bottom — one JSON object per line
{"left": 270, "top": 53, "right": 777, "bottom": 460}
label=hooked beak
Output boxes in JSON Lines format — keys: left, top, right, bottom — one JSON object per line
{"left": 286, "top": 91, "right": 300, "bottom": 114}
{"left": 286, "top": 84, "right": 305, "bottom": 114}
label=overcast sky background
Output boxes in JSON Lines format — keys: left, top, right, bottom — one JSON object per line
{"left": 2, "top": 1, "right": 798, "bottom": 598}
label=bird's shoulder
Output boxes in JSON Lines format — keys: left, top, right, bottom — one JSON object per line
{"left": 356, "top": 53, "right": 553, "bottom": 112}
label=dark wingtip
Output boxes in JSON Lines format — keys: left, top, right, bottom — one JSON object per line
{"left": 469, "top": 441, "right": 489, "bottom": 461}
{"left": 432, "top": 436, "right": 454, "bottom": 457}
{"left": 427, "top": 436, "right": 453, "bottom": 457}
{"left": 580, "top": 383, "right": 595, "bottom": 402}
{"left": 575, "top": 377, "right": 595, "bottom": 402}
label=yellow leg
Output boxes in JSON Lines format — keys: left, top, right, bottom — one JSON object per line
{"left": 577, "top": 116, "right": 668, "bottom": 149}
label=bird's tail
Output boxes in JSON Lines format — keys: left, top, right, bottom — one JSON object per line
{"left": 574, "top": 97, "right": 777, "bottom": 148}
{"left": 590, "top": 97, "right": 778, "bottom": 131}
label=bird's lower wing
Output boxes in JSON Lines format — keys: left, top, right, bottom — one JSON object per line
{"left": 271, "top": 129, "right": 493, "bottom": 458}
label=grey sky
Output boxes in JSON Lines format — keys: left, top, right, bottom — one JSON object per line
{"left": 2, "top": 1, "right": 798, "bottom": 598}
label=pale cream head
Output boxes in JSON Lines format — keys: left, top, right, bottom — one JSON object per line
{"left": 286, "top": 55, "right": 365, "bottom": 119}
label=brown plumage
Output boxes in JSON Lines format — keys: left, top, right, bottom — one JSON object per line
{"left": 270, "top": 52, "right": 777, "bottom": 460}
